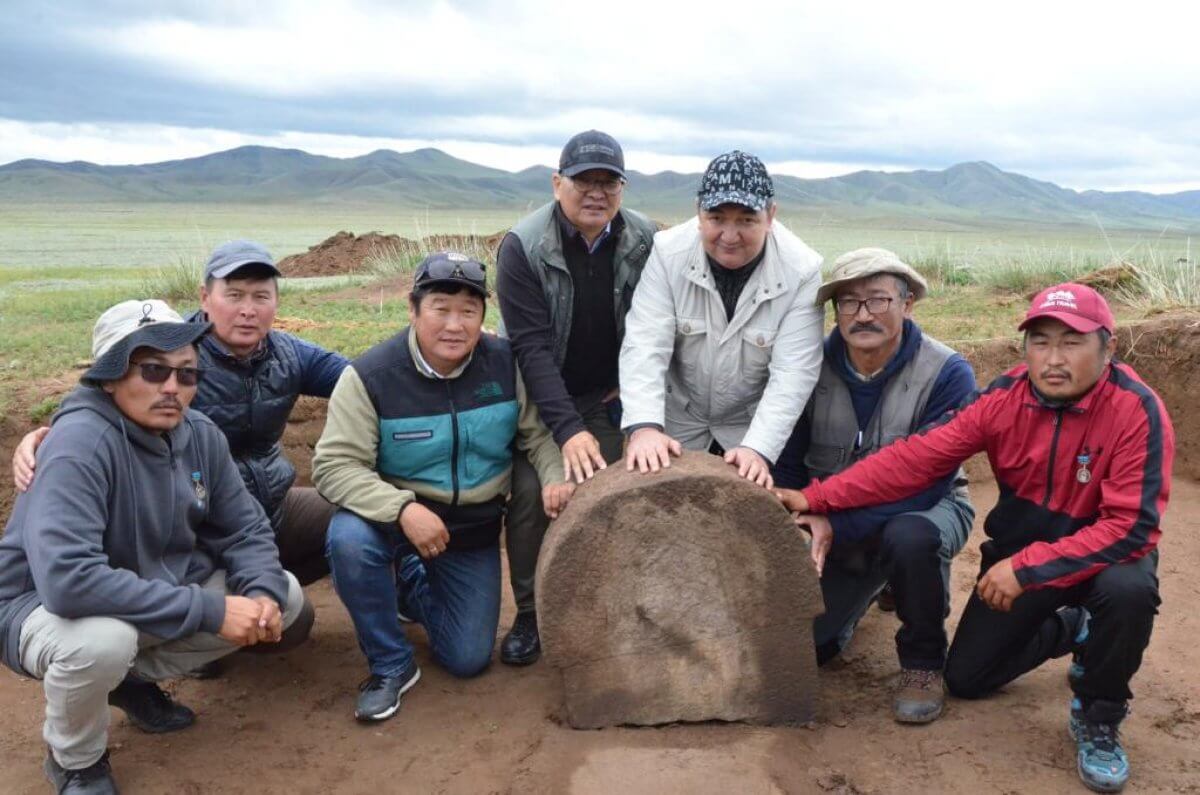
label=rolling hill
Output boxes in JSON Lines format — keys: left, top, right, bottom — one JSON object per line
{"left": 2, "top": 146, "right": 1197, "bottom": 230}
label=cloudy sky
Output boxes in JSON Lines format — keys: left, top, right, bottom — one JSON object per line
{"left": 1, "top": 0, "right": 1197, "bottom": 192}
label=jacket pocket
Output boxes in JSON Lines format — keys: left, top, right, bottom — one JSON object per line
{"left": 803, "top": 442, "right": 846, "bottom": 480}
{"left": 741, "top": 326, "right": 777, "bottom": 381}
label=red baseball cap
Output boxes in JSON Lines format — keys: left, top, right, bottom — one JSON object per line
{"left": 1018, "top": 282, "right": 1115, "bottom": 335}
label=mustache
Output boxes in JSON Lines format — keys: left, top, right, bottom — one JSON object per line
{"left": 1040, "top": 369, "right": 1072, "bottom": 380}
{"left": 151, "top": 399, "right": 183, "bottom": 411}
{"left": 849, "top": 323, "right": 885, "bottom": 334}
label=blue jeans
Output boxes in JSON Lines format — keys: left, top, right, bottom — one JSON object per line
{"left": 325, "top": 509, "right": 501, "bottom": 679}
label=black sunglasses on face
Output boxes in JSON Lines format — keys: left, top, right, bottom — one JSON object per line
{"left": 134, "top": 362, "right": 204, "bottom": 386}
{"left": 415, "top": 258, "right": 487, "bottom": 286}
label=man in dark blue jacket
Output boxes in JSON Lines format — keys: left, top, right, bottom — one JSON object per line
{"left": 773, "top": 248, "right": 976, "bottom": 725}
{"left": 15, "top": 240, "right": 349, "bottom": 586}
{"left": 0, "top": 300, "right": 309, "bottom": 794}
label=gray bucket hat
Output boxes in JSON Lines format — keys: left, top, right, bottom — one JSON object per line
{"left": 83, "top": 299, "right": 210, "bottom": 382}
{"left": 815, "top": 247, "right": 929, "bottom": 306}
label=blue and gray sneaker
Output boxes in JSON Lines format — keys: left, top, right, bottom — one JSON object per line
{"left": 1066, "top": 607, "right": 1090, "bottom": 686}
{"left": 1070, "top": 697, "right": 1129, "bottom": 792}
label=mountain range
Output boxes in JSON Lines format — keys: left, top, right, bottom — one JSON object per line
{"left": 2, "top": 146, "right": 1198, "bottom": 229}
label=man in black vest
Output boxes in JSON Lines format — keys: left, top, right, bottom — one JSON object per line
{"left": 494, "top": 131, "right": 657, "bottom": 664}
{"left": 773, "top": 248, "right": 977, "bottom": 724}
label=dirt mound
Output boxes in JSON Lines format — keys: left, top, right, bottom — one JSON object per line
{"left": 960, "top": 315, "right": 1200, "bottom": 481}
{"left": 277, "top": 230, "right": 508, "bottom": 277}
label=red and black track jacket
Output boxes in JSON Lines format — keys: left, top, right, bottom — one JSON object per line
{"left": 802, "top": 362, "right": 1174, "bottom": 590}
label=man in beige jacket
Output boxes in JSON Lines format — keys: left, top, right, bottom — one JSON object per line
{"left": 619, "top": 151, "right": 825, "bottom": 486}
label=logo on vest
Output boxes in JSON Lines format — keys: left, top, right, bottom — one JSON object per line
{"left": 475, "top": 381, "right": 503, "bottom": 400}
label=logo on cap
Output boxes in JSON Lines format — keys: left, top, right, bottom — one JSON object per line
{"left": 1041, "top": 289, "right": 1078, "bottom": 309}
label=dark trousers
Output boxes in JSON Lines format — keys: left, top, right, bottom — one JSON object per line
{"left": 815, "top": 493, "right": 974, "bottom": 670}
{"left": 945, "top": 550, "right": 1159, "bottom": 705}
{"left": 506, "top": 395, "right": 624, "bottom": 615}
{"left": 277, "top": 487, "right": 337, "bottom": 585}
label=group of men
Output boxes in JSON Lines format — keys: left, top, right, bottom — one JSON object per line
{"left": 1, "top": 130, "right": 1173, "bottom": 794}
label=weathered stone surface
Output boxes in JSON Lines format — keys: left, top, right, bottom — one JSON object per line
{"left": 536, "top": 451, "right": 824, "bottom": 729}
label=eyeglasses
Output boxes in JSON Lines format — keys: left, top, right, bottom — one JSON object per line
{"left": 134, "top": 362, "right": 204, "bottom": 386}
{"left": 568, "top": 175, "right": 625, "bottom": 196}
{"left": 835, "top": 297, "right": 895, "bottom": 316}
{"left": 415, "top": 257, "right": 487, "bottom": 287}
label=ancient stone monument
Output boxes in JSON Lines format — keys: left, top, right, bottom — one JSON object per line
{"left": 536, "top": 451, "right": 825, "bottom": 729}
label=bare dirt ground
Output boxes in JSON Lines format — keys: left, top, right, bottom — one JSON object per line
{"left": 1, "top": 320, "right": 1198, "bottom": 793}
{"left": 278, "top": 231, "right": 505, "bottom": 277}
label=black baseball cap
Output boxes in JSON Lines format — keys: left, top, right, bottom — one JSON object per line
{"left": 559, "top": 130, "right": 625, "bottom": 178}
{"left": 697, "top": 150, "right": 775, "bottom": 212}
{"left": 413, "top": 251, "right": 489, "bottom": 298}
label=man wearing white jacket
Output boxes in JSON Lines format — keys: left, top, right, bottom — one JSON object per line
{"left": 620, "top": 151, "right": 824, "bottom": 486}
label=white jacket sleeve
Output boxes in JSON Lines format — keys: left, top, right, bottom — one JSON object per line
{"left": 740, "top": 270, "right": 825, "bottom": 462}
{"left": 618, "top": 242, "right": 678, "bottom": 431}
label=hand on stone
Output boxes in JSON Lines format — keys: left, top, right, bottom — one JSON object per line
{"left": 542, "top": 481, "right": 577, "bottom": 520}
{"left": 625, "top": 428, "right": 682, "bottom": 474}
{"left": 398, "top": 502, "right": 451, "bottom": 560}
{"left": 772, "top": 488, "right": 809, "bottom": 514}
{"left": 12, "top": 425, "right": 49, "bottom": 493}
{"left": 792, "top": 514, "right": 832, "bottom": 577}
{"left": 251, "top": 596, "right": 283, "bottom": 642}
{"left": 562, "top": 430, "right": 607, "bottom": 484}
{"left": 219, "top": 596, "right": 265, "bottom": 646}
{"left": 723, "top": 446, "right": 773, "bottom": 489}
{"left": 977, "top": 557, "right": 1024, "bottom": 612}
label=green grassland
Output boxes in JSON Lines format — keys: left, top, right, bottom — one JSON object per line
{"left": 0, "top": 203, "right": 1194, "bottom": 418}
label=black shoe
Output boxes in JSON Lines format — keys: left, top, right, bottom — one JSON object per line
{"left": 354, "top": 665, "right": 421, "bottom": 722}
{"left": 501, "top": 612, "right": 541, "bottom": 666}
{"left": 44, "top": 749, "right": 119, "bottom": 794}
{"left": 185, "top": 658, "right": 225, "bottom": 680}
{"left": 876, "top": 584, "right": 897, "bottom": 613}
{"left": 106, "top": 675, "right": 195, "bottom": 734}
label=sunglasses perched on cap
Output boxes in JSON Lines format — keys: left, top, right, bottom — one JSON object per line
{"left": 132, "top": 362, "right": 205, "bottom": 386}
{"left": 414, "top": 256, "right": 488, "bottom": 286}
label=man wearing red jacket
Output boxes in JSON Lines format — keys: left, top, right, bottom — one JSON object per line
{"left": 777, "top": 283, "right": 1173, "bottom": 794}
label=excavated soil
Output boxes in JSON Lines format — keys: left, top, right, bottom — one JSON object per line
{"left": 1, "top": 316, "right": 1198, "bottom": 793}
{"left": 278, "top": 230, "right": 506, "bottom": 277}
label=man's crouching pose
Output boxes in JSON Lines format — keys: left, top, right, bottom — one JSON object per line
{"left": 0, "top": 299, "right": 312, "bottom": 794}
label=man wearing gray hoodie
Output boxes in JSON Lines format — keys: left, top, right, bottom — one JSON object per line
{"left": 0, "top": 299, "right": 310, "bottom": 795}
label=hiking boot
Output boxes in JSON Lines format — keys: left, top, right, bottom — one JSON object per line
{"left": 875, "top": 584, "right": 897, "bottom": 613}
{"left": 106, "top": 675, "right": 195, "bottom": 734}
{"left": 501, "top": 612, "right": 540, "bottom": 666}
{"left": 893, "top": 668, "right": 945, "bottom": 724}
{"left": 44, "top": 749, "right": 119, "bottom": 794}
{"left": 354, "top": 665, "right": 421, "bottom": 722}
{"left": 1070, "top": 698, "right": 1130, "bottom": 792}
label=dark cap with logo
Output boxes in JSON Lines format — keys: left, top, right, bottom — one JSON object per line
{"left": 559, "top": 130, "right": 625, "bottom": 179}
{"left": 697, "top": 150, "right": 775, "bottom": 212}
{"left": 204, "top": 239, "right": 281, "bottom": 281}
{"left": 413, "top": 251, "right": 490, "bottom": 298}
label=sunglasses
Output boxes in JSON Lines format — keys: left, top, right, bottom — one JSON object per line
{"left": 415, "top": 257, "right": 487, "bottom": 287}
{"left": 134, "top": 362, "right": 204, "bottom": 386}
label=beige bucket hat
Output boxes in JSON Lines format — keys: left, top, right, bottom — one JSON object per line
{"left": 815, "top": 247, "right": 929, "bottom": 306}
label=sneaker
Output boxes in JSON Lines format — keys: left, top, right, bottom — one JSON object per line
{"left": 106, "top": 675, "right": 195, "bottom": 734}
{"left": 893, "top": 668, "right": 945, "bottom": 724}
{"left": 44, "top": 749, "right": 119, "bottom": 794}
{"left": 1070, "top": 698, "right": 1129, "bottom": 792}
{"left": 875, "top": 584, "right": 897, "bottom": 613}
{"left": 354, "top": 665, "right": 421, "bottom": 722}
{"left": 500, "top": 612, "right": 541, "bottom": 666}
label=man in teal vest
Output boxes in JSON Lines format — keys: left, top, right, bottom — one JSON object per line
{"left": 773, "top": 248, "right": 977, "bottom": 724}
{"left": 494, "top": 130, "right": 657, "bottom": 665}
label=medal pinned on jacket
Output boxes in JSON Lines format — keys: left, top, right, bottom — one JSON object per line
{"left": 191, "top": 470, "right": 207, "bottom": 504}
{"left": 1076, "top": 449, "right": 1092, "bottom": 484}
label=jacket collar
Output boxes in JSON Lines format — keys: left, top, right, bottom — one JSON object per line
{"left": 1025, "top": 364, "right": 1113, "bottom": 414}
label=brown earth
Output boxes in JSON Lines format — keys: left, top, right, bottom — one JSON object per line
{"left": 1, "top": 318, "right": 1199, "bottom": 793}
{"left": 277, "top": 230, "right": 506, "bottom": 277}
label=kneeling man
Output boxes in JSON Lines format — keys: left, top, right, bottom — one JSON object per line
{"left": 778, "top": 284, "right": 1173, "bottom": 793}
{"left": 313, "top": 253, "right": 569, "bottom": 723}
{"left": 0, "top": 300, "right": 310, "bottom": 794}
